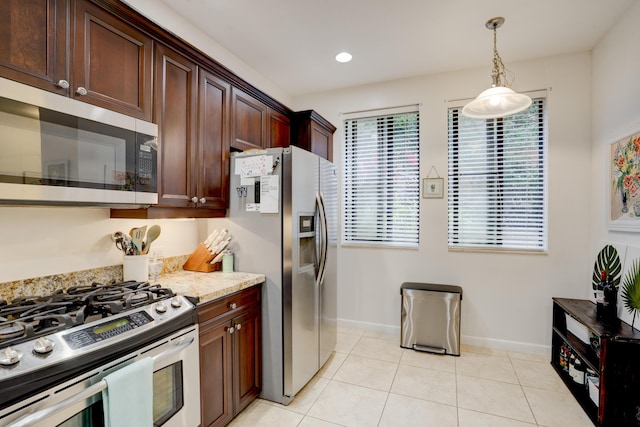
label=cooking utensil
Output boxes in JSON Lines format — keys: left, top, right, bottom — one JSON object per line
{"left": 141, "top": 225, "right": 161, "bottom": 254}
{"left": 113, "top": 232, "right": 135, "bottom": 255}
{"left": 129, "top": 226, "right": 147, "bottom": 255}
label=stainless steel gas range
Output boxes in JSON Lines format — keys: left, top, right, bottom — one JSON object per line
{"left": 0, "top": 281, "right": 200, "bottom": 427}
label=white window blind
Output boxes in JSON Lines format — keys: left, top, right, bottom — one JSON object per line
{"left": 343, "top": 111, "right": 420, "bottom": 247}
{"left": 447, "top": 98, "right": 547, "bottom": 252}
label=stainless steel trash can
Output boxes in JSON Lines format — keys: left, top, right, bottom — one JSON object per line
{"left": 400, "top": 282, "right": 462, "bottom": 356}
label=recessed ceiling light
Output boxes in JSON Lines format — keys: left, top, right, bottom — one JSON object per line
{"left": 335, "top": 52, "right": 352, "bottom": 63}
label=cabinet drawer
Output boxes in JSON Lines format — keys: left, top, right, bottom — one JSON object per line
{"left": 198, "top": 286, "right": 261, "bottom": 325}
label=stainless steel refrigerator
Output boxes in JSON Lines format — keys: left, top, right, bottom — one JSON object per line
{"left": 225, "top": 146, "right": 337, "bottom": 404}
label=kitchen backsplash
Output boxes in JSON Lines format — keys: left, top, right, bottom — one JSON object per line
{"left": 0, "top": 254, "right": 189, "bottom": 302}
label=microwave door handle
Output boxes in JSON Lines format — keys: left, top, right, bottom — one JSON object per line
{"left": 7, "top": 336, "right": 195, "bottom": 427}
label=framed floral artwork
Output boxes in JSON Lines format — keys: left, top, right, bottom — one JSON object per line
{"left": 610, "top": 132, "right": 640, "bottom": 231}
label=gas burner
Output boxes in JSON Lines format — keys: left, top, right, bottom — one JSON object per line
{"left": 0, "top": 280, "right": 177, "bottom": 350}
{"left": 0, "top": 323, "right": 25, "bottom": 340}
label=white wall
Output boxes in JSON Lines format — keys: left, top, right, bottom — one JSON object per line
{"left": 292, "top": 53, "right": 594, "bottom": 354}
{"left": 590, "top": 1, "right": 640, "bottom": 328}
{"left": 0, "top": 206, "right": 199, "bottom": 283}
{"left": 592, "top": 0, "right": 640, "bottom": 247}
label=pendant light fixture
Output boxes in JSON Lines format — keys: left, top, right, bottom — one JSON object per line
{"left": 462, "top": 17, "right": 531, "bottom": 119}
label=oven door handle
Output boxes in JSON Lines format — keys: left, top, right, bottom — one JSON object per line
{"left": 7, "top": 336, "right": 195, "bottom": 427}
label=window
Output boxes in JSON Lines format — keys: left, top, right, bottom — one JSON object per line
{"left": 447, "top": 97, "right": 547, "bottom": 252}
{"left": 343, "top": 109, "right": 420, "bottom": 247}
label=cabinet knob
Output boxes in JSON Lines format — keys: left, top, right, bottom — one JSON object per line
{"left": 199, "top": 197, "right": 207, "bottom": 204}
{"left": 191, "top": 196, "right": 198, "bottom": 203}
{"left": 228, "top": 326, "right": 235, "bottom": 334}
{"left": 76, "top": 87, "right": 88, "bottom": 96}
{"left": 229, "top": 302, "right": 237, "bottom": 310}
{"left": 56, "top": 80, "right": 70, "bottom": 89}
{"left": 235, "top": 323, "right": 242, "bottom": 331}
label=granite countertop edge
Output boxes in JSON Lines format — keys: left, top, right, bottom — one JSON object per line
{"left": 154, "top": 270, "right": 266, "bottom": 305}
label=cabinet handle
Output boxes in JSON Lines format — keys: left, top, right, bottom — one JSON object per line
{"left": 199, "top": 197, "right": 206, "bottom": 204}
{"left": 191, "top": 196, "right": 198, "bottom": 203}
{"left": 229, "top": 302, "right": 237, "bottom": 310}
{"left": 56, "top": 80, "right": 70, "bottom": 89}
{"left": 76, "top": 87, "right": 88, "bottom": 96}
{"left": 235, "top": 323, "right": 242, "bottom": 331}
{"left": 228, "top": 326, "right": 235, "bottom": 334}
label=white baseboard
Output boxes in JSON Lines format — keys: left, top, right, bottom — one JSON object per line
{"left": 338, "top": 318, "right": 400, "bottom": 337}
{"left": 337, "top": 318, "right": 551, "bottom": 357}
{"left": 461, "top": 335, "right": 551, "bottom": 357}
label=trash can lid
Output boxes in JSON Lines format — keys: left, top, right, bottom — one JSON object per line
{"left": 400, "top": 282, "right": 463, "bottom": 299}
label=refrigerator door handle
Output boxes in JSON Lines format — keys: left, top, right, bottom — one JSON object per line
{"left": 315, "top": 192, "right": 328, "bottom": 284}
{"left": 318, "top": 191, "right": 329, "bottom": 286}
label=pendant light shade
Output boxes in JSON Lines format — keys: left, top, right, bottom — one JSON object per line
{"left": 462, "top": 86, "right": 532, "bottom": 118}
{"left": 462, "top": 17, "right": 531, "bottom": 119}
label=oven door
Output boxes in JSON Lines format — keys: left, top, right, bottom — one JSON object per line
{"left": 2, "top": 326, "right": 200, "bottom": 427}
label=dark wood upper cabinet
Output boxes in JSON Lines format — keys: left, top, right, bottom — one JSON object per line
{"left": 0, "top": 0, "right": 153, "bottom": 121}
{"left": 268, "top": 109, "right": 291, "bottom": 149}
{"left": 0, "top": 0, "right": 68, "bottom": 95}
{"left": 198, "top": 69, "right": 231, "bottom": 209}
{"left": 231, "top": 88, "right": 268, "bottom": 151}
{"left": 292, "top": 110, "right": 336, "bottom": 161}
{"left": 154, "top": 43, "right": 198, "bottom": 209}
{"left": 73, "top": 0, "right": 153, "bottom": 120}
{"left": 118, "top": 44, "right": 229, "bottom": 218}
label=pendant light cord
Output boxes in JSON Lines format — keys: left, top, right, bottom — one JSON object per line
{"left": 491, "top": 25, "right": 506, "bottom": 87}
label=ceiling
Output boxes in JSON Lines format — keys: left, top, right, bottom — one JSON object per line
{"left": 158, "top": 0, "right": 634, "bottom": 97}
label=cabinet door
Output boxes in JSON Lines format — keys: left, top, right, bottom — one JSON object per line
{"left": 232, "top": 306, "right": 262, "bottom": 414}
{"left": 0, "top": 0, "right": 68, "bottom": 94}
{"left": 200, "top": 320, "right": 234, "bottom": 427}
{"left": 154, "top": 44, "right": 198, "bottom": 208}
{"left": 198, "top": 69, "right": 230, "bottom": 209}
{"left": 73, "top": 0, "right": 152, "bottom": 120}
{"left": 268, "top": 109, "right": 291, "bottom": 149}
{"left": 310, "top": 122, "right": 333, "bottom": 161}
{"left": 231, "top": 88, "right": 268, "bottom": 151}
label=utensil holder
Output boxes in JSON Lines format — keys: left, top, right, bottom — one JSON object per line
{"left": 123, "top": 254, "right": 149, "bottom": 281}
{"left": 183, "top": 242, "right": 221, "bottom": 272}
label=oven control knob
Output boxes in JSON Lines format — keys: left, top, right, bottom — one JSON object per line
{"left": 155, "top": 301, "right": 168, "bottom": 313}
{"left": 171, "top": 297, "right": 182, "bottom": 308}
{"left": 0, "top": 347, "right": 22, "bottom": 366}
{"left": 33, "top": 337, "right": 55, "bottom": 355}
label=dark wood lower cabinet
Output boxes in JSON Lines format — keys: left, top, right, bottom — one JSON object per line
{"left": 551, "top": 298, "right": 640, "bottom": 426}
{"left": 198, "top": 286, "right": 262, "bottom": 427}
{"left": 199, "top": 318, "right": 233, "bottom": 427}
{"left": 232, "top": 306, "right": 262, "bottom": 414}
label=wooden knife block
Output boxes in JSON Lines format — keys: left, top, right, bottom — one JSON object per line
{"left": 183, "top": 242, "right": 221, "bottom": 272}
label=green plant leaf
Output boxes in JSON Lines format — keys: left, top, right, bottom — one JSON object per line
{"left": 592, "top": 245, "right": 622, "bottom": 290}
{"left": 622, "top": 259, "right": 640, "bottom": 318}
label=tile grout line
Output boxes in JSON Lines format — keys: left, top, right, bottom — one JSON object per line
{"left": 377, "top": 348, "right": 402, "bottom": 427}
{"left": 508, "top": 352, "right": 541, "bottom": 426}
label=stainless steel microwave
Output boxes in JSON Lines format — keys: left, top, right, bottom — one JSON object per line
{"left": 0, "top": 77, "right": 158, "bottom": 206}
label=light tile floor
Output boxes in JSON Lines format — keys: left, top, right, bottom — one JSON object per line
{"left": 228, "top": 328, "right": 593, "bottom": 427}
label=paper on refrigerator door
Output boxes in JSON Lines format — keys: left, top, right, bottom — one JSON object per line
{"left": 259, "top": 174, "right": 279, "bottom": 213}
{"left": 235, "top": 155, "right": 273, "bottom": 178}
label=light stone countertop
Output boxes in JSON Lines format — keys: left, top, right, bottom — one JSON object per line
{"left": 153, "top": 270, "right": 265, "bottom": 305}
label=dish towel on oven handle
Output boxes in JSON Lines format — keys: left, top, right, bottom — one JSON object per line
{"left": 102, "top": 357, "right": 154, "bottom": 427}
